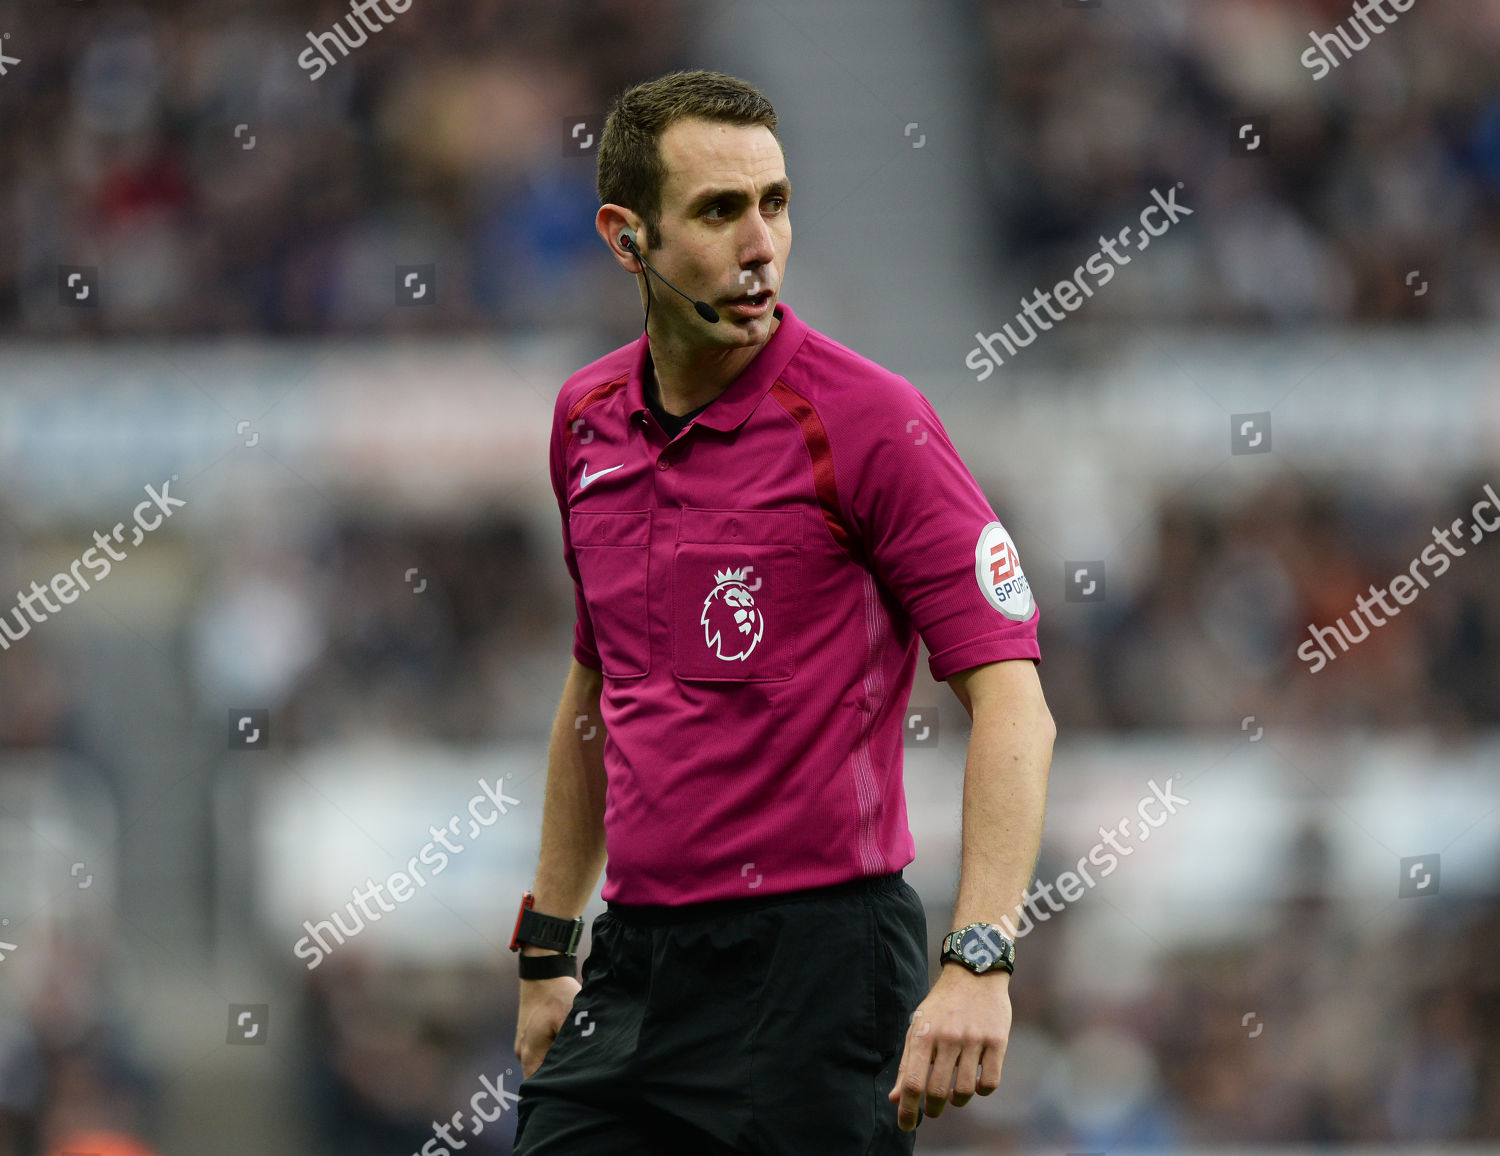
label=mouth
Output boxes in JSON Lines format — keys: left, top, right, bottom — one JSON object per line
{"left": 724, "top": 288, "right": 774, "bottom": 314}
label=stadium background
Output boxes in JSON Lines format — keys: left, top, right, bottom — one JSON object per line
{"left": 1, "top": 0, "right": 1498, "bottom": 1151}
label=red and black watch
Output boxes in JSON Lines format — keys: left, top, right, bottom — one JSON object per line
{"left": 510, "top": 891, "right": 584, "bottom": 980}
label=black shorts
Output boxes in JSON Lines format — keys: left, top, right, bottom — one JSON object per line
{"left": 513, "top": 869, "right": 930, "bottom": 1155}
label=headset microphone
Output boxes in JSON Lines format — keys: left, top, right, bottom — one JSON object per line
{"left": 619, "top": 228, "right": 720, "bottom": 324}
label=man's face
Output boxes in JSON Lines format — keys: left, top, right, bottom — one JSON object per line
{"left": 649, "top": 117, "right": 790, "bottom": 348}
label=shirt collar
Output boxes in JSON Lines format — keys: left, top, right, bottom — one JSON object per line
{"left": 625, "top": 302, "right": 810, "bottom": 433}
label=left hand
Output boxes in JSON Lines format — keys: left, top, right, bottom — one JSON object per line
{"left": 887, "top": 963, "right": 1011, "bottom": 1132}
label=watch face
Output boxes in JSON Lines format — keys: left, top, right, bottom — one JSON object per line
{"left": 958, "top": 925, "right": 1011, "bottom": 972}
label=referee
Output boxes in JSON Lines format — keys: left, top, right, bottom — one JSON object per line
{"left": 511, "top": 70, "right": 1055, "bottom": 1154}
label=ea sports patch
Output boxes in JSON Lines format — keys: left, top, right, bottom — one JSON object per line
{"left": 975, "top": 521, "right": 1034, "bottom": 621}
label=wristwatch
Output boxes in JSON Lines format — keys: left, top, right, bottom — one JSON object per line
{"left": 510, "top": 891, "right": 583, "bottom": 980}
{"left": 940, "top": 922, "right": 1015, "bottom": 975}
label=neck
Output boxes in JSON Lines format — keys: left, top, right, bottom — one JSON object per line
{"left": 646, "top": 308, "right": 780, "bottom": 416}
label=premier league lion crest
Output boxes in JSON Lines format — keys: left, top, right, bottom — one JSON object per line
{"left": 701, "top": 565, "right": 764, "bottom": 661}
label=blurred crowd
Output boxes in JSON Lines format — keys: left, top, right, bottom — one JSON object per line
{"left": 17, "top": 470, "right": 1500, "bottom": 756}
{"left": 2, "top": 470, "right": 1498, "bottom": 1147}
{"left": 6, "top": 472, "right": 1498, "bottom": 757}
{"left": 1041, "top": 473, "right": 1500, "bottom": 735}
{"left": 7, "top": 1, "right": 1498, "bottom": 337}
{"left": 979, "top": 0, "right": 1500, "bottom": 322}
{"left": 924, "top": 819, "right": 1500, "bottom": 1147}
{"left": 3, "top": 0, "right": 1499, "bottom": 1148}
{"left": 0, "top": 0, "right": 692, "bottom": 338}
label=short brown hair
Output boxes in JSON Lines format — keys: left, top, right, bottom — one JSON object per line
{"left": 597, "top": 69, "right": 780, "bottom": 250}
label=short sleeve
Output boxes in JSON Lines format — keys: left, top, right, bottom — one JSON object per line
{"left": 844, "top": 381, "right": 1040, "bottom": 682}
{"left": 551, "top": 395, "right": 602, "bottom": 671}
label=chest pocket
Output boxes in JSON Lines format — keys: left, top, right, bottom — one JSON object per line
{"left": 671, "top": 508, "right": 801, "bottom": 682}
{"left": 570, "top": 509, "right": 651, "bottom": 679}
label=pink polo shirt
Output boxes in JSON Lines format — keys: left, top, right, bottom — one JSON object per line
{"left": 550, "top": 303, "right": 1040, "bottom": 905}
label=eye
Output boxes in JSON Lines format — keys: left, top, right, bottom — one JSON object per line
{"left": 765, "top": 196, "right": 787, "bottom": 213}
{"left": 703, "top": 203, "right": 727, "bottom": 220}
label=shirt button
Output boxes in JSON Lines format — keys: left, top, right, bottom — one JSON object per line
{"left": 657, "top": 458, "right": 671, "bottom": 470}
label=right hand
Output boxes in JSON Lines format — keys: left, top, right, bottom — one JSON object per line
{"left": 515, "top": 970, "right": 582, "bottom": 1079}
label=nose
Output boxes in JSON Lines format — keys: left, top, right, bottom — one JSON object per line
{"left": 739, "top": 213, "right": 776, "bottom": 279}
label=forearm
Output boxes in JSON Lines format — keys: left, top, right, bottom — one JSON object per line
{"left": 523, "top": 658, "right": 609, "bottom": 955}
{"left": 949, "top": 695, "right": 1054, "bottom": 942}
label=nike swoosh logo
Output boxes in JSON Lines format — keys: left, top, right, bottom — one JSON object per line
{"left": 579, "top": 462, "right": 625, "bottom": 490}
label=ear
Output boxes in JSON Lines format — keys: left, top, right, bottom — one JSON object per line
{"left": 596, "top": 205, "right": 642, "bottom": 273}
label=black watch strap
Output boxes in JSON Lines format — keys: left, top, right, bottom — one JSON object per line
{"left": 516, "top": 905, "right": 582, "bottom": 953}
{"left": 510, "top": 891, "right": 584, "bottom": 955}
{"left": 517, "top": 951, "right": 578, "bottom": 980}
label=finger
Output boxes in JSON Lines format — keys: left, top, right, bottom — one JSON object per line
{"left": 976, "top": 1039, "right": 1005, "bottom": 1094}
{"left": 894, "top": 1016, "right": 934, "bottom": 1130}
{"left": 920, "top": 1037, "right": 964, "bottom": 1118}
{"left": 887, "top": 1021, "right": 917, "bottom": 1104}
{"left": 887, "top": 1041, "right": 907, "bottom": 1103}
{"left": 947, "top": 1039, "right": 988, "bottom": 1108}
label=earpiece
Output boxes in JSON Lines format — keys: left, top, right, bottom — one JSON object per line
{"left": 613, "top": 223, "right": 721, "bottom": 325}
